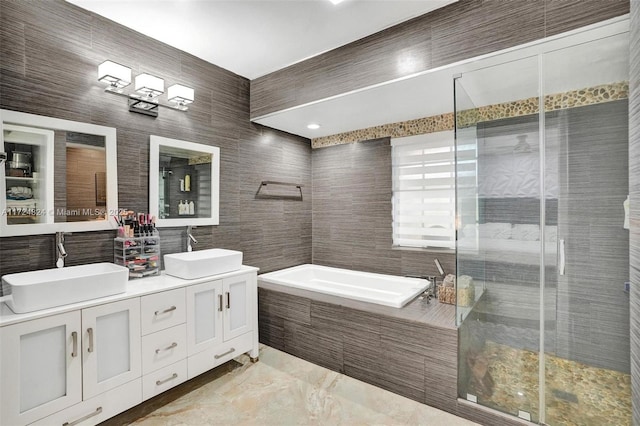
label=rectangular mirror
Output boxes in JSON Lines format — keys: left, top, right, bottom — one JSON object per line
{"left": 149, "top": 135, "right": 220, "bottom": 227}
{"left": 0, "top": 109, "right": 118, "bottom": 236}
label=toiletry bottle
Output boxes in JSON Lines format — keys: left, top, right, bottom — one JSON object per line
{"left": 189, "top": 200, "right": 194, "bottom": 215}
{"left": 185, "top": 174, "right": 191, "bottom": 192}
{"left": 180, "top": 179, "right": 185, "bottom": 192}
{"left": 178, "top": 200, "right": 183, "bottom": 215}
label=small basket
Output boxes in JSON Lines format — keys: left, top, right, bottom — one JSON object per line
{"left": 437, "top": 285, "right": 456, "bottom": 305}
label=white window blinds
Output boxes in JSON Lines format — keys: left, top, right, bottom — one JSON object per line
{"left": 391, "top": 131, "right": 456, "bottom": 249}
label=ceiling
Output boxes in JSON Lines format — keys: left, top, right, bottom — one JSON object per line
{"left": 67, "top": 0, "right": 456, "bottom": 80}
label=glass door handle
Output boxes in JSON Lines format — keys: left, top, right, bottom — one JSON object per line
{"left": 559, "top": 239, "right": 565, "bottom": 276}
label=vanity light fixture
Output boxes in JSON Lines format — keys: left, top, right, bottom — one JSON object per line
{"left": 97, "top": 60, "right": 132, "bottom": 92}
{"left": 97, "top": 60, "right": 195, "bottom": 118}
{"left": 307, "top": 123, "right": 321, "bottom": 130}
{"left": 328, "top": 0, "right": 345, "bottom": 4}
{"left": 135, "top": 73, "right": 165, "bottom": 98}
{"left": 167, "top": 84, "right": 195, "bottom": 111}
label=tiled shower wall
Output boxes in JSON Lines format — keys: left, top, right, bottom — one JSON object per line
{"left": 311, "top": 138, "right": 456, "bottom": 277}
{"left": 0, "top": 0, "right": 311, "bottom": 279}
{"left": 629, "top": 1, "right": 640, "bottom": 423}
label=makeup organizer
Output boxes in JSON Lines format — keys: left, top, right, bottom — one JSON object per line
{"left": 114, "top": 235, "right": 161, "bottom": 279}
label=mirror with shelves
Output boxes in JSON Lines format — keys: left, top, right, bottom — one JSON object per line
{"left": 0, "top": 109, "right": 118, "bottom": 236}
{"left": 149, "top": 135, "right": 220, "bottom": 227}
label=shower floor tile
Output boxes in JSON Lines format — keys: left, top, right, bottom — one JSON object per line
{"left": 467, "top": 341, "right": 631, "bottom": 426}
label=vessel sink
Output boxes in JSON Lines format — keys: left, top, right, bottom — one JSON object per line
{"left": 164, "top": 248, "right": 243, "bottom": 279}
{"left": 2, "top": 263, "right": 129, "bottom": 314}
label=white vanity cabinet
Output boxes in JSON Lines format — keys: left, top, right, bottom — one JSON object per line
{"left": 0, "top": 266, "right": 258, "bottom": 426}
{"left": 0, "top": 311, "right": 82, "bottom": 425}
{"left": 81, "top": 298, "right": 142, "bottom": 399}
{"left": 187, "top": 272, "right": 258, "bottom": 378}
{"left": 140, "top": 288, "right": 189, "bottom": 400}
{"left": 0, "top": 299, "right": 142, "bottom": 426}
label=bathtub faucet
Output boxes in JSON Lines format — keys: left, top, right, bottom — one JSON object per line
{"left": 406, "top": 275, "right": 437, "bottom": 303}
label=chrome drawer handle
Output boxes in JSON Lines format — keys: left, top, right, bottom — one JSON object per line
{"left": 226, "top": 292, "right": 230, "bottom": 309}
{"left": 71, "top": 331, "right": 78, "bottom": 358}
{"left": 87, "top": 328, "right": 94, "bottom": 353}
{"left": 156, "top": 373, "right": 178, "bottom": 386}
{"left": 63, "top": 407, "right": 102, "bottom": 426}
{"left": 218, "top": 294, "right": 223, "bottom": 312}
{"left": 214, "top": 347, "right": 235, "bottom": 359}
{"left": 155, "top": 306, "right": 177, "bottom": 316}
{"left": 155, "top": 342, "right": 178, "bottom": 354}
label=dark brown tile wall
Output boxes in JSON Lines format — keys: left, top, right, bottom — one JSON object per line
{"left": 250, "top": 0, "right": 629, "bottom": 118}
{"left": 629, "top": 1, "right": 640, "bottom": 423}
{"left": 0, "top": 0, "right": 311, "bottom": 279}
{"left": 311, "top": 137, "right": 456, "bottom": 277}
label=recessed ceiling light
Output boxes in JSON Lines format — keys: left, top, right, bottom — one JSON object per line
{"left": 307, "top": 123, "right": 321, "bottom": 130}
{"left": 328, "top": 0, "right": 345, "bottom": 4}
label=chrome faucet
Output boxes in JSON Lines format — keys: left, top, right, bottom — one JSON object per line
{"left": 406, "top": 274, "right": 437, "bottom": 303}
{"left": 186, "top": 225, "right": 198, "bottom": 252}
{"left": 56, "top": 232, "right": 68, "bottom": 268}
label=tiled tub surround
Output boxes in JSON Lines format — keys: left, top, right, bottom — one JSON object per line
{"left": 258, "top": 281, "right": 529, "bottom": 426}
{"left": 311, "top": 137, "right": 457, "bottom": 279}
{"left": 311, "top": 81, "right": 629, "bottom": 148}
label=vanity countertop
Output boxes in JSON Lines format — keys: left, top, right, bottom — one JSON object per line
{"left": 0, "top": 265, "right": 259, "bottom": 327}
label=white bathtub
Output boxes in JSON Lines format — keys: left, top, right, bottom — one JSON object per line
{"left": 258, "top": 264, "right": 429, "bottom": 308}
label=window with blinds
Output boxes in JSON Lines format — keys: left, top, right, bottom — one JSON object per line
{"left": 391, "top": 131, "right": 456, "bottom": 250}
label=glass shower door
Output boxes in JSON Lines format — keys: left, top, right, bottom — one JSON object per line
{"left": 455, "top": 55, "right": 543, "bottom": 422}
{"left": 455, "top": 23, "right": 631, "bottom": 425}
{"left": 454, "top": 75, "right": 482, "bottom": 326}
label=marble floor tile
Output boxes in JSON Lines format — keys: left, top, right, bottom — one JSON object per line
{"left": 129, "top": 345, "right": 478, "bottom": 425}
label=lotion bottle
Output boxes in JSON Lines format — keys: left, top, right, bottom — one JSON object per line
{"left": 185, "top": 174, "right": 191, "bottom": 192}
{"left": 189, "top": 201, "right": 195, "bottom": 215}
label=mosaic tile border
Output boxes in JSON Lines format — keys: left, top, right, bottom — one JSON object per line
{"left": 311, "top": 82, "right": 629, "bottom": 149}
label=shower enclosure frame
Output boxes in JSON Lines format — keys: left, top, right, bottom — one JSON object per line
{"left": 453, "top": 17, "right": 631, "bottom": 425}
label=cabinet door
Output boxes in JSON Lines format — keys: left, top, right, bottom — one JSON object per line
{"left": 82, "top": 298, "right": 141, "bottom": 399}
{"left": 0, "top": 311, "right": 82, "bottom": 425}
{"left": 223, "top": 274, "right": 253, "bottom": 340}
{"left": 186, "top": 280, "right": 223, "bottom": 355}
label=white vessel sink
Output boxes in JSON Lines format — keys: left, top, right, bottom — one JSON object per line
{"left": 164, "top": 248, "right": 243, "bottom": 279}
{"left": 2, "top": 263, "right": 129, "bottom": 314}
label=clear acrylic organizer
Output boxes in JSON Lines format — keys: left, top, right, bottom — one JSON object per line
{"left": 114, "top": 234, "right": 161, "bottom": 279}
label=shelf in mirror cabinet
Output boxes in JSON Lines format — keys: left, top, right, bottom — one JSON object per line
{"left": 5, "top": 176, "right": 39, "bottom": 182}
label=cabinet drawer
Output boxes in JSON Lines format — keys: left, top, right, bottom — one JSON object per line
{"left": 142, "top": 359, "right": 188, "bottom": 400}
{"left": 141, "top": 288, "right": 186, "bottom": 335}
{"left": 31, "top": 378, "right": 141, "bottom": 426}
{"left": 187, "top": 331, "right": 253, "bottom": 379}
{"left": 141, "top": 324, "right": 187, "bottom": 375}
